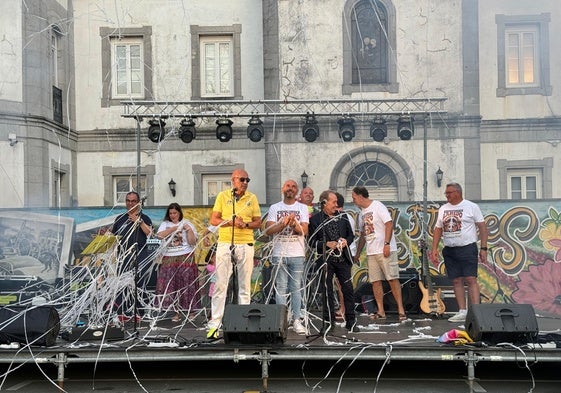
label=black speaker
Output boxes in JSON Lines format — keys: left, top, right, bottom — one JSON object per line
{"left": 354, "top": 269, "right": 422, "bottom": 314}
{"left": 0, "top": 306, "right": 60, "bottom": 347}
{"left": 223, "top": 304, "right": 287, "bottom": 345}
{"left": 466, "top": 303, "right": 538, "bottom": 344}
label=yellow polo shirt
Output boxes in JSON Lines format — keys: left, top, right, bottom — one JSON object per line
{"left": 213, "top": 189, "right": 261, "bottom": 244}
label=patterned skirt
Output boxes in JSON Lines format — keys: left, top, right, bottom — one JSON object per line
{"left": 156, "top": 253, "right": 201, "bottom": 311}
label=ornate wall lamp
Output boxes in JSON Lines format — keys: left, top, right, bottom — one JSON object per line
{"left": 301, "top": 171, "right": 309, "bottom": 188}
{"left": 168, "top": 178, "right": 177, "bottom": 197}
{"left": 436, "top": 167, "right": 443, "bottom": 187}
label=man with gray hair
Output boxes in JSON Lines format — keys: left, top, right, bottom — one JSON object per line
{"left": 430, "top": 182, "right": 488, "bottom": 323}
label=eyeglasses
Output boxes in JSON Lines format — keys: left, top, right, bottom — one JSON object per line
{"left": 235, "top": 177, "right": 251, "bottom": 183}
{"left": 125, "top": 199, "right": 139, "bottom": 203}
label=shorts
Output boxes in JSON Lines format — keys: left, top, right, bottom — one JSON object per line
{"left": 367, "top": 251, "right": 399, "bottom": 282}
{"left": 442, "top": 243, "right": 478, "bottom": 279}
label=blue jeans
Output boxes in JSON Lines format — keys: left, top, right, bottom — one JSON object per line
{"left": 272, "top": 256, "right": 305, "bottom": 320}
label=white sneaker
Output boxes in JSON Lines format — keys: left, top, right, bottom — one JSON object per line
{"left": 448, "top": 309, "right": 467, "bottom": 323}
{"left": 292, "top": 319, "right": 307, "bottom": 335}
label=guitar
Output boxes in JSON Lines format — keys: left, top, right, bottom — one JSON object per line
{"left": 418, "top": 239, "right": 445, "bottom": 315}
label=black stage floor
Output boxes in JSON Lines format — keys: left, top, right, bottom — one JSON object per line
{"left": 0, "top": 306, "right": 559, "bottom": 391}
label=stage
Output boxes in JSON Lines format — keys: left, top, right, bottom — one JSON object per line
{"left": 0, "top": 306, "right": 559, "bottom": 392}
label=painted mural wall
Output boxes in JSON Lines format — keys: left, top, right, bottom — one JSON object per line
{"left": 1, "top": 199, "right": 559, "bottom": 317}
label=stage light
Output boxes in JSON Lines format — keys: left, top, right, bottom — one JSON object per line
{"left": 302, "top": 114, "right": 319, "bottom": 142}
{"left": 216, "top": 118, "right": 233, "bottom": 142}
{"left": 247, "top": 116, "right": 264, "bottom": 142}
{"left": 397, "top": 115, "right": 414, "bottom": 140}
{"left": 370, "top": 118, "right": 387, "bottom": 142}
{"left": 147, "top": 119, "right": 166, "bottom": 143}
{"left": 337, "top": 117, "right": 355, "bottom": 142}
{"left": 178, "top": 118, "right": 196, "bottom": 144}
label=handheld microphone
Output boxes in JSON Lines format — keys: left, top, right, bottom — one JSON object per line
{"left": 232, "top": 188, "right": 238, "bottom": 193}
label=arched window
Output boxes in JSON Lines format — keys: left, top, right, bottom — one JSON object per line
{"left": 351, "top": 1, "right": 388, "bottom": 84}
{"left": 329, "top": 146, "right": 414, "bottom": 202}
{"left": 343, "top": 0, "right": 398, "bottom": 94}
{"left": 346, "top": 161, "right": 398, "bottom": 201}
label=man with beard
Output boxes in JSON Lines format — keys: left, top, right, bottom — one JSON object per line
{"left": 265, "top": 179, "right": 309, "bottom": 335}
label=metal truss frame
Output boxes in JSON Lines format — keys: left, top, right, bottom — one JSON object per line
{"left": 121, "top": 98, "right": 447, "bottom": 120}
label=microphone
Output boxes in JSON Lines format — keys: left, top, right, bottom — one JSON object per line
{"left": 232, "top": 188, "right": 238, "bottom": 193}
{"left": 320, "top": 199, "right": 327, "bottom": 206}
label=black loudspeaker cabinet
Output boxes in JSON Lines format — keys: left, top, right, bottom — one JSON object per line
{"left": 466, "top": 303, "right": 538, "bottom": 345}
{"left": 0, "top": 306, "right": 60, "bottom": 347}
{"left": 355, "top": 269, "right": 422, "bottom": 314}
{"left": 223, "top": 304, "right": 287, "bottom": 345}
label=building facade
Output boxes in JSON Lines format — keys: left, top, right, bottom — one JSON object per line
{"left": 0, "top": 0, "right": 559, "bottom": 209}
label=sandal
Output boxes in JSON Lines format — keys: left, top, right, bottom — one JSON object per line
{"left": 172, "top": 315, "right": 182, "bottom": 322}
{"left": 398, "top": 314, "right": 407, "bottom": 322}
{"left": 369, "top": 313, "right": 386, "bottom": 321}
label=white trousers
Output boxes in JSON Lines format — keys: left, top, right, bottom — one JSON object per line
{"left": 208, "top": 242, "right": 254, "bottom": 329}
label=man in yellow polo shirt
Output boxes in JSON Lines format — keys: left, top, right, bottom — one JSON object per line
{"left": 207, "top": 168, "right": 262, "bottom": 339}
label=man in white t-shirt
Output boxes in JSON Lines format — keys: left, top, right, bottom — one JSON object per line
{"left": 265, "top": 179, "right": 309, "bottom": 335}
{"left": 430, "top": 182, "right": 488, "bottom": 323}
{"left": 352, "top": 186, "right": 406, "bottom": 322}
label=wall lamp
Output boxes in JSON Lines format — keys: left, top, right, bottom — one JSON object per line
{"left": 168, "top": 178, "right": 176, "bottom": 197}
{"left": 337, "top": 116, "right": 355, "bottom": 142}
{"left": 301, "top": 171, "right": 309, "bottom": 188}
{"left": 179, "top": 118, "right": 196, "bottom": 143}
{"left": 397, "top": 115, "right": 414, "bottom": 140}
{"left": 216, "top": 118, "right": 233, "bottom": 142}
{"left": 436, "top": 167, "right": 444, "bottom": 187}
{"left": 147, "top": 119, "right": 166, "bottom": 143}
{"left": 247, "top": 116, "right": 264, "bottom": 142}
{"left": 302, "top": 114, "right": 319, "bottom": 142}
{"left": 370, "top": 117, "right": 387, "bottom": 142}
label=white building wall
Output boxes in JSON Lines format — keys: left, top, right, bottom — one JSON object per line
{"left": 72, "top": 0, "right": 264, "bottom": 131}
{"left": 0, "top": 1, "right": 23, "bottom": 102}
{"left": 479, "top": 0, "right": 561, "bottom": 120}
{"left": 277, "top": 0, "right": 464, "bottom": 113}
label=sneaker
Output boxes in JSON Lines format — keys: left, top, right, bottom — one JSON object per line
{"left": 206, "top": 327, "right": 219, "bottom": 339}
{"left": 293, "top": 319, "right": 307, "bottom": 335}
{"left": 448, "top": 309, "right": 467, "bottom": 323}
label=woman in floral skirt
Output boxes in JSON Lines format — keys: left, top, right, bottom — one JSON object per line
{"left": 156, "top": 203, "right": 200, "bottom": 322}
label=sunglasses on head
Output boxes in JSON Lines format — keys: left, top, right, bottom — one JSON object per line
{"left": 236, "top": 177, "right": 251, "bottom": 183}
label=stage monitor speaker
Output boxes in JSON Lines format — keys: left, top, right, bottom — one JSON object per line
{"left": 466, "top": 303, "right": 538, "bottom": 345}
{"left": 223, "top": 304, "right": 287, "bottom": 345}
{"left": 0, "top": 306, "right": 60, "bottom": 347}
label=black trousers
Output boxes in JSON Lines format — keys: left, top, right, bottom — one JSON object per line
{"left": 319, "top": 259, "right": 355, "bottom": 323}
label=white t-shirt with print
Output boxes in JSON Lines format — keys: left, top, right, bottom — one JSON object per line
{"left": 358, "top": 200, "right": 397, "bottom": 255}
{"left": 267, "top": 201, "right": 309, "bottom": 258}
{"left": 157, "top": 219, "right": 197, "bottom": 257}
{"left": 435, "top": 199, "right": 484, "bottom": 247}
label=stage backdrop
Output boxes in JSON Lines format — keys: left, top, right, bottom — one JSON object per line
{"left": 1, "top": 199, "right": 559, "bottom": 317}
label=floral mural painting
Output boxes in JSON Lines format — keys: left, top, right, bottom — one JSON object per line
{"left": 2, "top": 200, "right": 560, "bottom": 317}
{"left": 511, "top": 207, "right": 561, "bottom": 315}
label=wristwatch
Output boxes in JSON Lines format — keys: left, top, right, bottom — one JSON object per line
{"left": 480, "top": 247, "right": 488, "bottom": 251}
{"left": 245, "top": 223, "right": 249, "bottom": 229}
{"left": 384, "top": 241, "right": 390, "bottom": 245}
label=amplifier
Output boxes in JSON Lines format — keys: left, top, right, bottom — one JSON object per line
{"left": 0, "top": 276, "right": 42, "bottom": 292}
{"left": 354, "top": 268, "right": 422, "bottom": 314}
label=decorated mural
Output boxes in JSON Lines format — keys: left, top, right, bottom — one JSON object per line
{"left": 0, "top": 199, "right": 559, "bottom": 317}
